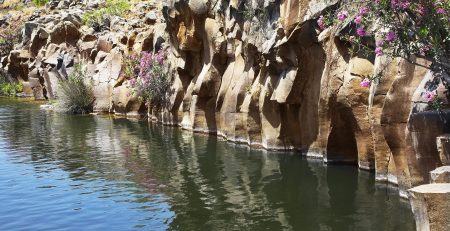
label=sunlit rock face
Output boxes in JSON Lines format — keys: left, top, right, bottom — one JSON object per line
{"left": 1, "top": 0, "right": 450, "bottom": 203}
{"left": 430, "top": 166, "right": 450, "bottom": 184}
{"left": 408, "top": 184, "right": 450, "bottom": 231}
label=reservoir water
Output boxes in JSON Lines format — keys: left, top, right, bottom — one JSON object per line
{"left": 0, "top": 98, "right": 415, "bottom": 230}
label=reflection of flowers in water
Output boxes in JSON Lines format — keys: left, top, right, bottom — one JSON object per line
{"left": 121, "top": 143, "right": 163, "bottom": 195}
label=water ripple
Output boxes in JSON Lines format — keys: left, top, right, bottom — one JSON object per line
{"left": 0, "top": 98, "right": 415, "bottom": 230}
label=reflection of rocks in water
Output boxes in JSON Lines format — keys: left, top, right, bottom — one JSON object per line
{"left": 0, "top": 99, "right": 416, "bottom": 230}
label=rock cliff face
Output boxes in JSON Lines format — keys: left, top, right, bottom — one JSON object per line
{"left": 154, "top": 0, "right": 450, "bottom": 198}
{"left": 1, "top": 0, "right": 449, "bottom": 200}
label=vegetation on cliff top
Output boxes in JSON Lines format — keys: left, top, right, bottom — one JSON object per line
{"left": 82, "top": 0, "right": 130, "bottom": 31}
{"left": 32, "top": 0, "right": 48, "bottom": 7}
{"left": 318, "top": 0, "right": 449, "bottom": 110}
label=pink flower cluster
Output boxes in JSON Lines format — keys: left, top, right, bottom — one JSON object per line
{"left": 419, "top": 44, "right": 431, "bottom": 56}
{"left": 317, "top": 15, "right": 326, "bottom": 30}
{"left": 423, "top": 91, "right": 437, "bottom": 103}
{"left": 375, "top": 31, "right": 397, "bottom": 57}
{"left": 436, "top": 8, "right": 446, "bottom": 14}
{"left": 316, "top": 0, "right": 448, "bottom": 63}
{"left": 354, "top": 6, "right": 370, "bottom": 37}
{"left": 385, "top": 31, "right": 397, "bottom": 42}
{"left": 124, "top": 49, "right": 167, "bottom": 101}
{"left": 360, "top": 78, "right": 371, "bottom": 88}
{"left": 375, "top": 46, "right": 383, "bottom": 56}
{"left": 391, "top": 0, "right": 411, "bottom": 10}
{"left": 337, "top": 10, "right": 349, "bottom": 21}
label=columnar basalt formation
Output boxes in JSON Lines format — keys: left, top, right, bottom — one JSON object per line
{"left": 1, "top": 0, "right": 449, "bottom": 202}
{"left": 154, "top": 0, "right": 450, "bottom": 199}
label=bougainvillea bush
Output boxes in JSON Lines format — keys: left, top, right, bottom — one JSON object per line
{"left": 317, "top": 0, "right": 449, "bottom": 109}
{"left": 122, "top": 50, "right": 170, "bottom": 108}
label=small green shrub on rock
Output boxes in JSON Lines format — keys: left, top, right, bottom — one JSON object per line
{"left": 32, "top": 0, "right": 48, "bottom": 7}
{"left": 0, "top": 72, "right": 22, "bottom": 97}
{"left": 0, "top": 83, "right": 23, "bottom": 97}
{"left": 57, "top": 65, "right": 95, "bottom": 114}
{"left": 82, "top": 0, "right": 130, "bottom": 30}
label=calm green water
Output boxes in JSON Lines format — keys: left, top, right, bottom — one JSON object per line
{"left": 0, "top": 98, "right": 415, "bottom": 230}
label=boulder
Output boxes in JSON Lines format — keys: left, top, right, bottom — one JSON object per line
{"left": 437, "top": 135, "right": 450, "bottom": 165}
{"left": 408, "top": 184, "right": 450, "bottom": 231}
{"left": 22, "top": 22, "right": 39, "bottom": 45}
{"left": 430, "top": 166, "right": 450, "bottom": 184}
{"left": 188, "top": 0, "right": 208, "bottom": 15}
{"left": 29, "top": 28, "right": 49, "bottom": 57}
{"left": 406, "top": 111, "right": 450, "bottom": 186}
{"left": 145, "top": 11, "right": 157, "bottom": 24}
{"left": 48, "top": 21, "right": 80, "bottom": 45}
{"left": 91, "top": 50, "right": 122, "bottom": 112}
{"left": 111, "top": 84, "right": 145, "bottom": 117}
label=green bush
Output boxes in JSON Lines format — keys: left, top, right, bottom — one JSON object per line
{"left": 82, "top": 0, "right": 130, "bottom": 30}
{"left": 57, "top": 65, "right": 95, "bottom": 114}
{"left": 0, "top": 72, "right": 23, "bottom": 97}
{"left": 32, "top": 0, "right": 48, "bottom": 7}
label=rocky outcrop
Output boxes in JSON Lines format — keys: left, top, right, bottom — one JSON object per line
{"left": 437, "top": 135, "right": 450, "bottom": 165}
{"left": 430, "top": 166, "right": 450, "bottom": 184}
{"left": 1, "top": 0, "right": 165, "bottom": 107}
{"left": 1, "top": 0, "right": 449, "bottom": 201}
{"left": 408, "top": 184, "right": 450, "bottom": 231}
{"left": 154, "top": 0, "right": 450, "bottom": 199}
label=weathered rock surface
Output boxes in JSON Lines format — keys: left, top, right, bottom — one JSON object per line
{"left": 430, "top": 166, "right": 450, "bottom": 184}
{"left": 408, "top": 184, "right": 450, "bottom": 231}
{"left": 437, "top": 135, "right": 450, "bottom": 165}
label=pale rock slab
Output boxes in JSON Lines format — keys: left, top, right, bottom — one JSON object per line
{"left": 408, "top": 184, "right": 450, "bottom": 231}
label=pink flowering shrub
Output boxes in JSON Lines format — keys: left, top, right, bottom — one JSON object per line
{"left": 317, "top": 0, "right": 449, "bottom": 71}
{"left": 317, "top": 0, "right": 449, "bottom": 108}
{"left": 122, "top": 50, "right": 170, "bottom": 107}
{"left": 337, "top": 10, "right": 348, "bottom": 21}
{"left": 423, "top": 91, "right": 437, "bottom": 103}
{"left": 360, "top": 78, "right": 371, "bottom": 88}
{"left": 423, "top": 90, "right": 443, "bottom": 110}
